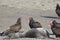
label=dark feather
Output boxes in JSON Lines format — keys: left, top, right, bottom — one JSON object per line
{"left": 55, "top": 4, "right": 60, "bottom": 17}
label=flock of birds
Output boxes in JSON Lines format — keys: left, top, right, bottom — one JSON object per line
{"left": 0, "top": 4, "right": 60, "bottom": 39}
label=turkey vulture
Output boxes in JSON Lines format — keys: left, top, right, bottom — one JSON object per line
{"left": 0, "top": 17, "right": 22, "bottom": 36}
{"left": 29, "top": 17, "right": 42, "bottom": 28}
{"left": 55, "top": 4, "right": 60, "bottom": 17}
{"left": 49, "top": 19, "right": 60, "bottom": 37}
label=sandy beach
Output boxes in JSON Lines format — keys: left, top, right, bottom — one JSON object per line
{"left": 0, "top": 0, "right": 60, "bottom": 40}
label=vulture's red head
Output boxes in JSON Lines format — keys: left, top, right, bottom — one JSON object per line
{"left": 18, "top": 17, "right": 22, "bottom": 20}
{"left": 49, "top": 19, "right": 55, "bottom": 27}
{"left": 17, "top": 17, "right": 22, "bottom": 24}
{"left": 29, "top": 17, "right": 33, "bottom": 21}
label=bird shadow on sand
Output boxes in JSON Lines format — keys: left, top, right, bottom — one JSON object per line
{"left": 40, "top": 16, "right": 60, "bottom": 19}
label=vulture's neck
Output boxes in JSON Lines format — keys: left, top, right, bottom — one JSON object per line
{"left": 30, "top": 19, "right": 35, "bottom": 23}
{"left": 51, "top": 21, "right": 57, "bottom": 29}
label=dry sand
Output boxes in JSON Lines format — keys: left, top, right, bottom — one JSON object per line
{"left": 0, "top": 0, "right": 60, "bottom": 40}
